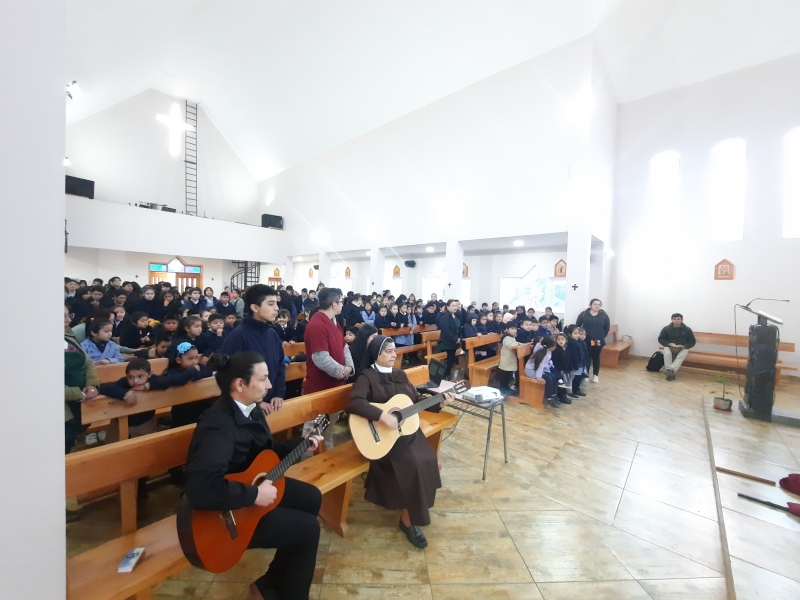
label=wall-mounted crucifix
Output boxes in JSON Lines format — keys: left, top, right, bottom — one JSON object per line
{"left": 572, "top": 284, "right": 579, "bottom": 291}
{"left": 447, "top": 282, "right": 452, "bottom": 288}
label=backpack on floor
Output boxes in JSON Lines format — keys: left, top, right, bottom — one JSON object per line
{"left": 645, "top": 351, "right": 664, "bottom": 372}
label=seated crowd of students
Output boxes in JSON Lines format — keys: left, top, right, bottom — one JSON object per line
{"left": 64, "top": 277, "right": 592, "bottom": 453}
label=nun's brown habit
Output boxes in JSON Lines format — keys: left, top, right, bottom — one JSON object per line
{"left": 347, "top": 336, "right": 442, "bottom": 526}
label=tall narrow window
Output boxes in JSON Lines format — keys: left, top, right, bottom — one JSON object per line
{"left": 783, "top": 127, "right": 800, "bottom": 238}
{"left": 709, "top": 139, "right": 747, "bottom": 241}
{"left": 646, "top": 150, "right": 681, "bottom": 222}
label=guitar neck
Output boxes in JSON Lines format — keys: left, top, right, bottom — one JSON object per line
{"left": 400, "top": 392, "right": 446, "bottom": 419}
{"left": 264, "top": 438, "right": 312, "bottom": 482}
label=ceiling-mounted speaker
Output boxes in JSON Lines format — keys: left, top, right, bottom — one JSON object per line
{"left": 313, "top": 264, "right": 319, "bottom": 270}
{"left": 261, "top": 214, "right": 284, "bottom": 230}
{"left": 404, "top": 260, "right": 416, "bottom": 268}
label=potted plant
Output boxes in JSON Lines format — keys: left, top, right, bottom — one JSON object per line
{"left": 712, "top": 371, "right": 735, "bottom": 411}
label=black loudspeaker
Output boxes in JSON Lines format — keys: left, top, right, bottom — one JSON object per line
{"left": 313, "top": 265, "right": 319, "bottom": 270}
{"left": 261, "top": 214, "right": 284, "bottom": 230}
{"left": 404, "top": 260, "right": 416, "bottom": 268}
{"left": 65, "top": 175, "right": 95, "bottom": 199}
{"left": 743, "top": 324, "right": 779, "bottom": 418}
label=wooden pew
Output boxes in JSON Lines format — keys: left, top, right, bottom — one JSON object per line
{"left": 95, "top": 358, "right": 168, "bottom": 384}
{"left": 514, "top": 344, "right": 545, "bottom": 408}
{"left": 80, "top": 377, "right": 221, "bottom": 441}
{"left": 659, "top": 332, "right": 796, "bottom": 381}
{"left": 464, "top": 333, "right": 501, "bottom": 365}
{"left": 283, "top": 342, "right": 305, "bottom": 358}
{"left": 599, "top": 325, "right": 633, "bottom": 368}
{"left": 421, "top": 330, "right": 441, "bottom": 358}
{"left": 66, "top": 365, "right": 456, "bottom": 600}
{"left": 469, "top": 356, "right": 500, "bottom": 386}
{"left": 285, "top": 360, "right": 307, "bottom": 382}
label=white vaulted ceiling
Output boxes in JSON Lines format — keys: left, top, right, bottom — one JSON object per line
{"left": 67, "top": 0, "right": 800, "bottom": 180}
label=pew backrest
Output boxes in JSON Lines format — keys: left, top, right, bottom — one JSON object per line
{"left": 464, "top": 332, "right": 502, "bottom": 364}
{"left": 693, "top": 331, "right": 795, "bottom": 353}
{"left": 95, "top": 358, "right": 168, "bottom": 384}
{"left": 283, "top": 342, "right": 305, "bottom": 358}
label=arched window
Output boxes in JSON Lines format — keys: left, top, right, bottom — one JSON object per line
{"left": 783, "top": 127, "right": 800, "bottom": 238}
{"left": 708, "top": 139, "right": 747, "bottom": 241}
{"left": 647, "top": 150, "right": 681, "bottom": 214}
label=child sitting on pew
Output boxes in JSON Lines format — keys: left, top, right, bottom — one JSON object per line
{"left": 81, "top": 318, "right": 127, "bottom": 365}
{"left": 197, "top": 313, "right": 227, "bottom": 357}
{"left": 118, "top": 311, "right": 153, "bottom": 349}
{"left": 515, "top": 318, "right": 535, "bottom": 343}
{"left": 374, "top": 305, "right": 392, "bottom": 329}
{"left": 524, "top": 337, "right": 559, "bottom": 407}
{"left": 166, "top": 342, "right": 214, "bottom": 428}
{"left": 462, "top": 313, "right": 479, "bottom": 339}
{"left": 135, "top": 333, "right": 171, "bottom": 360}
{"left": 361, "top": 302, "right": 376, "bottom": 326}
{"left": 151, "top": 312, "right": 180, "bottom": 340}
{"left": 110, "top": 305, "right": 126, "bottom": 342}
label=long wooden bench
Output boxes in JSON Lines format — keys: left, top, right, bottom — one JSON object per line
{"left": 659, "top": 332, "right": 796, "bottom": 381}
{"left": 66, "top": 365, "right": 457, "bottom": 600}
{"left": 95, "top": 358, "right": 169, "bottom": 384}
{"left": 515, "top": 344, "right": 545, "bottom": 408}
{"left": 600, "top": 324, "right": 633, "bottom": 368}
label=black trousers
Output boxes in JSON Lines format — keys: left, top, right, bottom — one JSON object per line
{"left": 248, "top": 478, "right": 322, "bottom": 600}
{"left": 572, "top": 374, "right": 585, "bottom": 393}
{"left": 443, "top": 348, "right": 458, "bottom": 379}
{"left": 497, "top": 369, "right": 515, "bottom": 389}
{"left": 589, "top": 345, "right": 603, "bottom": 376}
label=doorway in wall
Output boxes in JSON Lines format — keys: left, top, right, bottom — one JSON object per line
{"left": 268, "top": 277, "right": 282, "bottom": 287}
{"left": 148, "top": 257, "right": 203, "bottom": 291}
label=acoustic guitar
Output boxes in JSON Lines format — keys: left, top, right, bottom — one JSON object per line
{"left": 350, "top": 381, "right": 468, "bottom": 460}
{"left": 176, "top": 414, "right": 330, "bottom": 573}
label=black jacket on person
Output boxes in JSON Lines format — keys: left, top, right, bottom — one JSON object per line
{"left": 214, "top": 301, "right": 237, "bottom": 317}
{"left": 566, "top": 338, "right": 584, "bottom": 370}
{"left": 435, "top": 311, "right": 461, "bottom": 350}
{"left": 576, "top": 309, "right": 611, "bottom": 345}
{"left": 273, "top": 322, "right": 296, "bottom": 343}
{"left": 551, "top": 345, "right": 573, "bottom": 375}
{"left": 294, "top": 319, "right": 307, "bottom": 343}
{"left": 343, "top": 303, "right": 363, "bottom": 327}
{"left": 658, "top": 323, "right": 697, "bottom": 349}
{"left": 119, "top": 323, "right": 154, "bottom": 348}
{"left": 421, "top": 310, "right": 438, "bottom": 326}
{"left": 184, "top": 395, "right": 301, "bottom": 511}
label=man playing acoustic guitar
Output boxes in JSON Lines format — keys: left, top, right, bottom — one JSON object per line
{"left": 184, "top": 352, "right": 324, "bottom": 600}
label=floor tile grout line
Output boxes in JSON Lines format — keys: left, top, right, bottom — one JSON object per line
{"left": 613, "top": 441, "right": 637, "bottom": 526}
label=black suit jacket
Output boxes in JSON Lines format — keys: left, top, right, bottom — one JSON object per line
{"left": 185, "top": 395, "right": 300, "bottom": 511}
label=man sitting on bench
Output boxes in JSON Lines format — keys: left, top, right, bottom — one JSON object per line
{"left": 185, "top": 352, "right": 324, "bottom": 600}
{"left": 658, "top": 313, "right": 697, "bottom": 381}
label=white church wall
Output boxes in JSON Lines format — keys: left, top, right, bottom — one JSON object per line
{"left": 1, "top": 1, "right": 67, "bottom": 596}
{"left": 66, "top": 196, "right": 288, "bottom": 264}
{"left": 259, "top": 35, "right": 613, "bottom": 257}
{"left": 65, "top": 88, "right": 260, "bottom": 224}
{"left": 612, "top": 53, "right": 800, "bottom": 371}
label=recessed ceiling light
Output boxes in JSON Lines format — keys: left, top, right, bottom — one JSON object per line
{"left": 513, "top": 240, "right": 524, "bottom": 247}
{"left": 63, "top": 157, "right": 71, "bottom": 167}
{"left": 426, "top": 246, "right": 434, "bottom": 253}
{"left": 366, "top": 251, "right": 372, "bottom": 257}
{"left": 296, "top": 256, "right": 303, "bottom": 262}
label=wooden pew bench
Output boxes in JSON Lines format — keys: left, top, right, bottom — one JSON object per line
{"left": 659, "top": 332, "right": 796, "bottom": 381}
{"left": 514, "top": 344, "right": 545, "bottom": 408}
{"left": 464, "top": 333, "right": 501, "bottom": 365}
{"left": 95, "top": 358, "right": 168, "bottom": 384}
{"left": 600, "top": 325, "right": 633, "bottom": 368}
{"left": 66, "top": 365, "right": 457, "bottom": 600}
{"left": 469, "top": 356, "right": 500, "bottom": 387}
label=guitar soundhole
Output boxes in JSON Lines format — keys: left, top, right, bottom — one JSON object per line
{"left": 252, "top": 473, "right": 267, "bottom": 486}
{"left": 390, "top": 408, "right": 405, "bottom": 427}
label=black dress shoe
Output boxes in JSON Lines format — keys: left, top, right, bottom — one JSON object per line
{"left": 399, "top": 519, "right": 428, "bottom": 549}
{"left": 574, "top": 389, "right": 586, "bottom": 397}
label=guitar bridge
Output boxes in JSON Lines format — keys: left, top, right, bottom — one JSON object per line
{"left": 369, "top": 421, "right": 380, "bottom": 442}
{"left": 220, "top": 510, "right": 238, "bottom": 540}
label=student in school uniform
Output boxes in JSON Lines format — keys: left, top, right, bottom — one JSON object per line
{"left": 524, "top": 337, "right": 559, "bottom": 407}
{"left": 181, "top": 287, "right": 205, "bottom": 312}
{"left": 565, "top": 325, "right": 587, "bottom": 398}
{"left": 498, "top": 322, "right": 525, "bottom": 396}
{"left": 361, "top": 302, "right": 376, "bottom": 326}
{"left": 202, "top": 287, "right": 217, "bottom": 308}
{"left": 118, "top": 312, "right": 153, "bottom": 349}
{"left": 214, "top": 291, "right": 237, "bottom": 317}
{"left": 134, "top": 286, "right": 163, "bottom": 320}
{"left": 273, "top": 309, "right": 296, "bottom": 344}
{"left": 550, "top": 333, "right": 573, "bottom": 405}
{"left": 515, "top": 318, "right": 535, "bottom": 344}
{"left": 462, "top": 313, "right": 479, "bottom": 339}
{"left": 110, "top": 305, "right": 126, "bottom": 342}
{"left": 134, "top": 334, "right": 171, "bottom": 360}
{"left": 374, "top": 305, "right": 393, "bottom": 330}
{"left": 392, "top": 304, "right": 413, "bottom": 348}
{"left": 420, "top": 302, "right": 438, "bottom": 326}
{"left": 302, "top": 290, "right": 318, "bottom": 311}
{"left": 294, "top": 311, "right": 309, "bottom": 343}
{"left": 81, "top": 318, "right": 127, "bottom": 365}
{"left": 197, "top": 313, "right": 227, "bottom": 358}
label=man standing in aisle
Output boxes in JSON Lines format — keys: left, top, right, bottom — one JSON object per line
{"left": 658, "top": 313, "right": 696, "bottom": 381}
{"left": 304, "top": 288, "right": 353, "bottom": 393}
{"left": 220, "top": 285, "right": 286, "bottom": 413}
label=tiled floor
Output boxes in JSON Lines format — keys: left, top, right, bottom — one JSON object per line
{"left": 705, "top": 383, "right": 800, "bottom": 599}
{"left": 67, "top": 359, "right": 800, "bottom": 599}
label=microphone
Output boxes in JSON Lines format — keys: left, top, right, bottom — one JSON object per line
{"left": 745, "top": 298, "right": 790, "bottom": 307}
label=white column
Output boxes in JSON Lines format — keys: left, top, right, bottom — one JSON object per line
{"left": 0, "top": 1, "right": 66, "bottom": 597}
{"left": 565, "top": 224, "right": 592, "bottom": 325}
{"left": 282, "top": 259, "right": 294, "bottom": 288}
{"left": 317, "top": 252, "right": 331, "bottom": 288}
{"left": 445, "top": 237, "right": 464, "bottom": 302}
{"left": 368, "top": 246, "right": 385, "bottom": 294}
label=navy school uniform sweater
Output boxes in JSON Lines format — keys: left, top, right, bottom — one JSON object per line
{"left": 119, "top": 323, "right": 154, "bottom": 349}
{"left": 294, "top": 319, "right": 307, "bottom": 343}
{"left": 551, "top": 345, "right": 573, "bottom": 375}
{"left": 197, "top": 329, "right": 226, "bottom": 356}
{"left": 273, "top": 322, "right": 296, "bottom": 343}
{"left": 219, "top": 317, "right": 286, "bottom": 401}
{"left": 463, "top": 321, "right": 479, "bottom": 338}
{"left": 214, "top": 301, "right": 237, "bottom": 317}
{"left": 566, "top": 338, "right": 584, "bottom": 372}
{"left": 515, "top": 328, "right": 534, "bottom": 344}
{"left": 374, "top": 313, "right": 394, "bottom": 330}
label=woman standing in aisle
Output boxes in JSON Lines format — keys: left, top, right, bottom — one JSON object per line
{"left": 576, "top": 298, "right": 610, "bottom": 383}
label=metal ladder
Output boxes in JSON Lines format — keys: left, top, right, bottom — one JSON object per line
{"left": 185, "top": 101, "right": 198, "bottom": 216}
